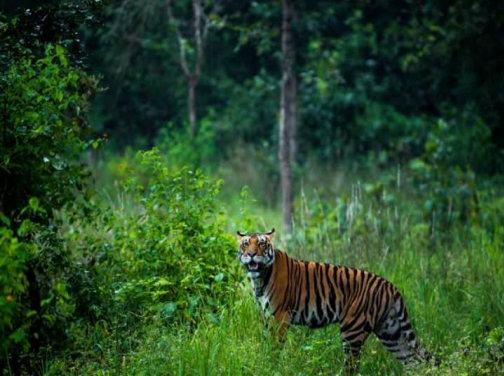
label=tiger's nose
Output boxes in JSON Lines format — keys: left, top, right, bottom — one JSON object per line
{"left": 249, "top": 251, "right": 256, "bottom": 258}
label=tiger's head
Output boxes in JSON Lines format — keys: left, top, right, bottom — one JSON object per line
{"left": 237, "top": 229, "right": 276, "bottom": 279}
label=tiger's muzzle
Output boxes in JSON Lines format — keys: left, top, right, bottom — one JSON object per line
{"left": 239, "top": 254, "right": 270, "bottom": 277}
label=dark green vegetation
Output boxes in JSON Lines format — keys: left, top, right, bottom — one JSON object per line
{"left": 1, "top": 0, "right": 504, "bottom": 374}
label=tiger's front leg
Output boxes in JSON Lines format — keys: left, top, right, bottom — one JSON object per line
{"left": 260, "top": 311, "right": 269, "bottom": 338}
{"left": 255, "top": 296, "right": 271, "bottom": 338}
{"left": 271, "top": 310, "right": 291, "bottom": 347}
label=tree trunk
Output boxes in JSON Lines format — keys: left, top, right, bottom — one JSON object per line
{"left": 289, "top": 74, "right": 297, "bottom": 163}
{"left": 167, "top": 0, "right": 207, "bottom": 141}
{"left": 279, "top": 0, "right": 295, "bottom": 234}
{"left": 188, "top": 76, "right": 198, "bottom": 139}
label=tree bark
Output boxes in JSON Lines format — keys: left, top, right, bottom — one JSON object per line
{"left": 188, "top": 76, "right": 198, "bottom": 139}
{"left": 279, "top": 0, "right": 295, "bottom": 234}
{"left": 289, "top": 74, "right": 297, "bottom": 163}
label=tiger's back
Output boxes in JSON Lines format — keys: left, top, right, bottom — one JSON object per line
{"left": 275, "top": 254, "right": 396, "bottom": 329}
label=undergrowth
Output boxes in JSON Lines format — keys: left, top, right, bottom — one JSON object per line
{"left": 41, "top": 155, "right": 504, "bottom": 375}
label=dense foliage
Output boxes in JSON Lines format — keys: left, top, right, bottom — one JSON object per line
{"left": 1, "top": 0, "right": 504, "bottom": 374}
{"left": 0, "top": 12, "right": 99, "bottom": 368}
{"left": 84, "top": 0, "right": 504, "bottom": 172}
{"left": 0, "top": 45, "right": 96, "bottom": 221}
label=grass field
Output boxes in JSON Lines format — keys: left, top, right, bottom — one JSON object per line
{"left": 47, "top": 227, "right": 504, "bottom": 375}
{"left": 42, "top": 162, "right": 504, "bottom": 375}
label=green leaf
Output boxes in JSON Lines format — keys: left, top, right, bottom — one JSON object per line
{"left": 0, "top": 212, "right": 11, "bottom": 226}
{"left": 29, "top": 197, "right": 40, "bottom": 211}
{"left": 163, "top": 302, "right": 177, "bottom": 317}
{"left": 55, "top": 90, "right": 64, "bottom": 102}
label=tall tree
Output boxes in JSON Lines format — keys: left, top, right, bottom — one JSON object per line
{"left": 167, "top": 0, "right": 213, "bottom": 139}
{"left": 103, "top": 0, "right": 217, "bottom": 143}
{"left": 279, "top": 0, "right": 296, "bottom": 234}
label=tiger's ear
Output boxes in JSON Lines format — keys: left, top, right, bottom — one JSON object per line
{"left": 237, "top": 231, "right": 246, "bottom": 239}
{"left": 265, "top": 228, "right": 275, "bottom": 240}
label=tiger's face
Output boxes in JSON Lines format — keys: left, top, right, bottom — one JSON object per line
{"left": 237, "top": 229, "right": 276, "bottom": 279}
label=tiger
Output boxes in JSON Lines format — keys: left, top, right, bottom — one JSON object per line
{"left": 237, "top": 228, "right": 433, "bottom": 373}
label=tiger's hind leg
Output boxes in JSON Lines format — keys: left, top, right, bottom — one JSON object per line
{"left": 375, "top": 293, "right": 432, "bottom": 364}
{"left": 340, "top": 321, "right": 371, "bottom": 374}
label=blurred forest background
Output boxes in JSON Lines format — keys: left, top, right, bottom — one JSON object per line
{"left": 1, "top": 0, "right": 504, "bottom": 374}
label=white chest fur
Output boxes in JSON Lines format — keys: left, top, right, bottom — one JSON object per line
{"left": 251, "top": 278, "right": 271, "bottom": 316}
{"left": 257, "top": 295, "right": 269, "bottom": 313}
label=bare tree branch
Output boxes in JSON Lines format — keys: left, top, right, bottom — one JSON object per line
{"left": 193, "top": 0, "right": 203, "bottom": 78}
{"left": 201, "top": 0, "right": 220, "bottom": 51}
{"left": 167, "top": 0, "right": 191, "bottom": 77}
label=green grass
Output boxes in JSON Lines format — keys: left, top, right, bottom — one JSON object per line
{"left": 47, "top": 218, "right": 504, "bottom": 375}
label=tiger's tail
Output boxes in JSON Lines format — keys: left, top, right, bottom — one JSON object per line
{"left": 374, "top": 292, "right": 437, "bottom": 365}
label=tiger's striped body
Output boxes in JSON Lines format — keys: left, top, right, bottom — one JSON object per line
{"left": 237, "top": 230, "right": 432, "bottom": 372}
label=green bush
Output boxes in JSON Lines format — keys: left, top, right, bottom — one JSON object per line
{"left": 1, "top": 147, "right": 245, "bottom": 372}
{"left": 0, "top": 228, "right": 30, "bottom": 359}
{"left": 112, "top": 149, "right": 241, "bottom": 323}
{"left": 0, "top": 43, "right": 98, "bottom": 223}
{"left": 156, "top": 118, "right": 221, "bottom": 169}
{"left": 0, "top": 42, "right": 98, "bottom": 372}
{"left": 408, "top": 116, "right": 493, "bottom": 234}
{"left": 41, "top": 149, "right": 244, "bottom": 367}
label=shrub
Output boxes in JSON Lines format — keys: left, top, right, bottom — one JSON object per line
{"left": 0, "top": 228, "right": 30, "bottom": 360}
{"left": 111, "top": 149, "right": 241, "bottom": 324}
{"left": 0, "top": 41, "right": 98, "bottom": 371}
{"left": 408, "top": 116, "right": 493, "bottom": 234}
{"left": 0, "top": 43, "right": 98, "bottom": 223}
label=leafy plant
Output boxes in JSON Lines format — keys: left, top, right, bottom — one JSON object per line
{"left": 0, "top": 43, "right": 98, "bottom": 224}
{"left": 408, "top": 115, "right": 491, "bottom": 234}
{"left": 0, "top": 228, "right": 30, "bottom": 359}
{"left": 0, "top": 32, "right": 98, "bottom": 371}
{"left": 111, "top": 148, "right": 242, "bottom": 323}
